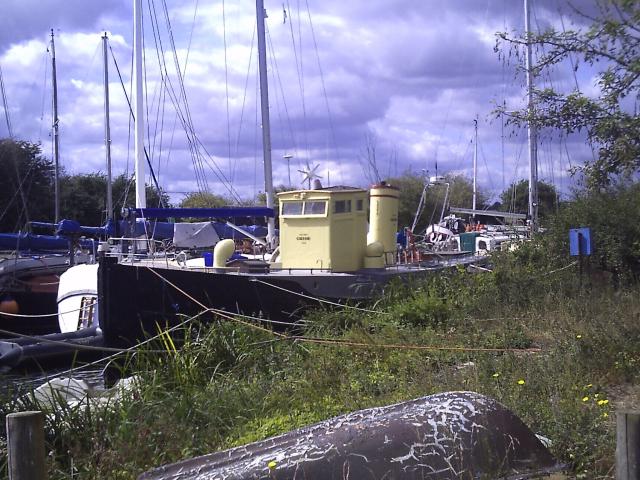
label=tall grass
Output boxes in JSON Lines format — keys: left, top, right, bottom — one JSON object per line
{"left": 1, "top": 246, "right": 638, "bottom": 479}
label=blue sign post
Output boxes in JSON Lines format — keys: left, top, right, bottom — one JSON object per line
{"left": 569, "top": 228, "right": 592, "bottom": 256}
{"left": 569, "top": 227, "right": 592, "bottom": 289}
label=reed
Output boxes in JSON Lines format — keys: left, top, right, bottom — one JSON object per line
{"left": 0, "top": 244, "right": 637, "bottom": 479}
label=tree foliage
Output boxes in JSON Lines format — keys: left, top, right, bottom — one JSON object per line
{"left": 179, "top": 192, "right": 229, "bottom": 209}
{"left": 496, "top": 0, "right": 640, "bottom": 186}
{"left": 546, "top": 181, "right": 640, "bottom": 282}
{"left": 0, "top": 139, "right": 167, "bottom": 230}
{"left": 0, "top": 139, "right": 54, "bottom": 231}
{"left": 499, "top": 179, "right": 559, "bottom": 219}
{"left": 59, "top": 173, "right": 170, "bottom": 226}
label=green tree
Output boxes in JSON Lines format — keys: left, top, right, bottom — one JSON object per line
{"left": 179, "top": 192, "right": 229, "bottom": 209}
{"left": 499, "top": 179, "right": 558, "bottom": 219}
{"left": 60, "top": 173, "right": 109, "bottom": 226}
{"left": 0, "top": 139, "right": 54, "bottom": 231}
{"left": 496, "top": 1, "right": 640, "bottom": 186}
{"left": 59, "top": 173, "right": 170, "bottom": 226}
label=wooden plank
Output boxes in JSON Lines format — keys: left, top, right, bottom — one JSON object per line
{"left": 6, "top": 411, "right": 47, "bottom": 480}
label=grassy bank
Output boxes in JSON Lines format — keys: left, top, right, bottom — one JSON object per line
{"left": 1, "top": 244, "right": 639, "bottom": 479}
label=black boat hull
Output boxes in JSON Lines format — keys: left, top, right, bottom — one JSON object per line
{"left": 98, "top": 255, "right": 483, "bottom": 347}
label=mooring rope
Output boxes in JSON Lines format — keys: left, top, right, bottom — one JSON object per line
{"left": 249, "top": 277, "right": 390, "bottom": 315}
{"left": 147, "top": 267, "right": 542, "bottom": 354}
{"left": 0, "top": 302, "right": 96, "bottom": 318}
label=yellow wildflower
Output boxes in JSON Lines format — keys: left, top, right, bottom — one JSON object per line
{"left": 597, "top": 399, "right": 609, "bottom": 406}
{"left": 492, "top": 373, "right": 500, "bottom": 378}
{"left": 517, "top": 379, "right": 525, "bottom": 385}
{"left": 582, "top": 396, "right": 589, "bottom": 402}
{"left": 576, "top": 334, "right": 582, "bottom": 339}
{"left": 268, "top": 461, "right": 277, "bottom": 469}
{"left": 603, "top": 412, "right": 609, "bottom": 418}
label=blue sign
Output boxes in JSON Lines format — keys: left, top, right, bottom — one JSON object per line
{"left": 569, "top": 228, "right": 592, "bottom": 256}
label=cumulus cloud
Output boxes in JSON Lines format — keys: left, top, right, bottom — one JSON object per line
{"left": 0, "top": 0, "right": 603, "bottom": 205}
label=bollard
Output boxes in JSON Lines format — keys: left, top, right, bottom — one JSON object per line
{"left": 6, "top": 411, "right": 47, "bottom": 480}
{"left": 617, "top": 411, "right": 640, "bottom": 480}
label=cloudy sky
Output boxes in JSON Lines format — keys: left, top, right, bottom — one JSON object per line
{"left": 0, "top": 0, "right": 600, "bottom": 206}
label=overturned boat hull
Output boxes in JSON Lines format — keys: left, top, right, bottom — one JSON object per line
{"left": 140, "top": 391, "right": 564, "bottom": 480}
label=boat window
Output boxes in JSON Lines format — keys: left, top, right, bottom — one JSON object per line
{"left": 281, "top": 201, "right": 303, "bottom": 216}
{"left": 333, "top": 200, "right": 352, "bottom": 214}
{"left": 356, "top": 199, "right": 364, "bottom": 211}
{"left": 303, "top": 201, "right": 327, "bottom": 215}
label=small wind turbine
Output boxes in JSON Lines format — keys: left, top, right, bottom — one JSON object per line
{"left": 298, "top": 161, "right": 321, "bottom": 189}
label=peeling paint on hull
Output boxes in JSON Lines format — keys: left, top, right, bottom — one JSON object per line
{"left": 139, "top": 391, "right": 564, "bottom": 480}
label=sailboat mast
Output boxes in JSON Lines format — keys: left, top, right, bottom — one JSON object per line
{"left": 50, "top": 29, "right": 60, "bottom": 224}
{"left": 524, "top": 0, "right": 538, "bottom": 232}
{"left": 133, "top": 0, "right": 146, "bottom": 208}
{"left": 256, "top": 0, "right": 276, "bottom": 248}
{"left": 472, "top": 117, "right": 478, "bottom": 219}
{"left": 102, "top": 33, "right": 113, "bottom": 221}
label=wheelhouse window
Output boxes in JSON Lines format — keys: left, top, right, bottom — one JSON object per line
{"left": 356, "top": 199, "right": 364, "bottom": 211}
{"left": 303, "top": 201, "right": 327, "bottom": 215}
{"left": 281, "top": 201, "right": 303, "bottom": 216}
{"left": 333, "top": 199, "right": 352, "bottom": 214}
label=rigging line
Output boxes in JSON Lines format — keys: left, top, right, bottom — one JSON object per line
{"left": 0, "top": 63, "right": 13, "bottom": 137}
{"left": 222, "top": 0, "right": 234, "bottom": 185}
{"left": 265, "top": 26, "right": 296, "bottom": 174}
{"left": 0, "top": 66, "right": 30, "bottom": 224}
{"left": 266, "top": 24, "right": 299, "bottom": 161}
{"left": 478, "top": 141, "right": 497, "bottom": 194}
{"left": 192, "top": 135, "right": 244, "bottom": 203}
{"left": 161, "top": 0, "right": 200, "bottom": 192}
{"left": 108, "top": 44, "right": 169, "bottom": 204}
{"left": 38, "top": 52, "right": 49, "bottom": 143}
{"left": 145, "top": 3, "right": 175, "bottom": 192}
{"left": 254, "top": 67, "right": 259, "bottom": 195}
{"left": 147, "top": 0, "right": 184, "bottom": 197}
{"left": 235, "top": 23, "right": 256, "bottom": 160}
{"left": 159, "top": 0, "right": 211, "bottom": 194}
{"left": 285, "top": 0, "right": 310, "bottom": 157}
{"left": 142, "top": 1, "right": 156, "bottom": 194}
{"left": 0, "top": 155, "right": 39, "bottom": 225}
{"left": 157, "top": 76, "right": 167, "bottom": 182}
{"left": 148, "top": 0, "right": 206, "bottom": 194}
{"left": 304, "top": 0, "right": 340, "bottom": 167}
{"left": 159, "top": 0, "right": 210, "bottom": 193}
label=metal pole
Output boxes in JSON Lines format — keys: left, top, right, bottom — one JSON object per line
{"left": 50, "top": 29, "right": 60, "bottom": 224}
{"left": 102, "top": 33, "right": 113, "bottom": 221}
{"left": 524, "top": 0, "right": 538, "bottom": 233}
{"left": 7, "top": 411, "right": 47, "bottom": 480}
{"left": 617, "top": 411, "right": 640, "bottom": 479}
{"left": 134, "top": 0, "right": 146, "bottom": 208}
{"left": 472, "top": 117, "right": 478, "bottom": 219}
{"left": 256, "top": 0, "right": 275, "bottom": 248}
{"left": 284, "top": 154, "right": 292, "bottom": 189}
